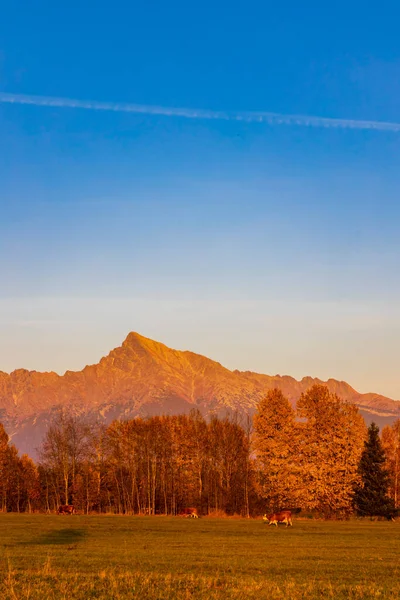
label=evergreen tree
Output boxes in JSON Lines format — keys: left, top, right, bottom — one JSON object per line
{"left": 353, "top": 422, "right": 395, "bottom": 518}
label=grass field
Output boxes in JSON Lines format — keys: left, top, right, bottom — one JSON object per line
{"left": 0, "top": 515, "right": 399, "bottom": 599}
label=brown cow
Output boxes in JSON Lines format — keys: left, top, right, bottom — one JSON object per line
{"left": 263, "top": 510, "right": 292, "bottom": 527}
{"left": 58, "top": 505, "right": 76, "bottom": 515}
{"left": 179, "top": 507, "right": 199, "bottom": 518}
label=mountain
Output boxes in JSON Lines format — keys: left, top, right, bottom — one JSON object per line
{"left": 1, "top": 332, "right": 399, "bottom": 458}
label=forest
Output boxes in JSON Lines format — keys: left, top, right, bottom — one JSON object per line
{"left": 0, "top": 384, "right": 398, "bottom": 518}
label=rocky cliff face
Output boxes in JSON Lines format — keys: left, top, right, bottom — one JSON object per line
{"left": 1, "top": 332, "right": 399, "bottom": 458}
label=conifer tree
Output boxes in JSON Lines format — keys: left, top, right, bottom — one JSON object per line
{"left": 353, "top": 422, "right": 395, "bottom": 518}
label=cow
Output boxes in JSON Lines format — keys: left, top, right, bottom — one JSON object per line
{"left": 58, "top": 504, "right": 76, "bottom": 515}
{"left": 179, "top": 507, "right": 199, "bottom": 518}
{"left": 263, "top": 510, "right": 292, "bottom": 527}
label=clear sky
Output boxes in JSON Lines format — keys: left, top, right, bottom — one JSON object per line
{"left": 1, "top": 1, "right": 400, "bottom": 398}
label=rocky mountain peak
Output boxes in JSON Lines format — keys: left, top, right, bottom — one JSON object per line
{"left": 0, "top": 332, "right": 399, "bottom": 459}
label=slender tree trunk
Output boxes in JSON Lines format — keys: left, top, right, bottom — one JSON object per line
{"left": 64, "top": 472, "right": 69, "bottom": 505}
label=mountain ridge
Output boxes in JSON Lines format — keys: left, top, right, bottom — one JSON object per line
{"left": 1, "top": 332, "right": 399, "bottom": 458}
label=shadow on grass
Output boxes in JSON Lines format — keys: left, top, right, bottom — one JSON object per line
{"left": 19, "top": 528, "right": 87, "bottom": 546}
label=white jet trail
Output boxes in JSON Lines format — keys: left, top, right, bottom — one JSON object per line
{"left": 1, "top": 91, "right": 400, "bottom": 132}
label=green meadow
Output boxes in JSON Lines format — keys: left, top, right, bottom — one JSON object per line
{"left": 0, "top": 514, "right": 399, "bottom": 599}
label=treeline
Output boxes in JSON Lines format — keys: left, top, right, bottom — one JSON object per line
{"left": 0, "top": 412, "right": 252, "bottom": 515}
{"left": 0, "top": 384, "right": 398, "bottom": 517}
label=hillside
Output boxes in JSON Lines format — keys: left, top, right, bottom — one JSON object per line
{"left": 1, "top": 332, "right": 399, "bottom": 458}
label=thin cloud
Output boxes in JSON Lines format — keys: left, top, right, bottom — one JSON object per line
{"left": 1, "top": 91, "right": 400, "bottom": 132}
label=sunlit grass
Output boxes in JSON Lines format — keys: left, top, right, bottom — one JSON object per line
{"left": 0, "top": 515, "right": 399, "bottom": 598}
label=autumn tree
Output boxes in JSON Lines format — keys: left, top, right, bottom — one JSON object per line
{"left": 72, "top": 422, "right": 107, "bottom": 514}
{"left": 39, "top": 411, "right": 93, "bottom": 506}
{"left": 353, "top": 422, "right": 395, "bottom": 518}
{"left": 16, "top": 455, "right": 41, "bottom": 512}
{"left": 382, "top": 419, "right": 400, "bottom": 509}
{"left": 253, "top": 388, "right": 299, "bottom": 510}
{"left": 0, "top": 424, "right": 28, "bottom": 512}
{"left": 0, "top": 424, "right": 10, "bottom": 511}
{"left": 168, "top": 413, "right": 208, "bottom": 515}
{"left": 297, "top": 385, "right": 366, "bottom": 517}
{"left": 207, "top": 414, "right": 251, "bottom": 515}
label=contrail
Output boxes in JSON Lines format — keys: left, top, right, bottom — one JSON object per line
{"left": 1, "top": 91, "right": 400, "bottom": 132}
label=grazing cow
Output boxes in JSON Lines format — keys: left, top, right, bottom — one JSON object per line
{"left": 58, "top": 504, "right": 76, "bottom": 515}
{"left": 263, "top": 510, "right": 292, "bottom": 527}
{"left": 180, "top": 507, "right": 199, "bottom": 518}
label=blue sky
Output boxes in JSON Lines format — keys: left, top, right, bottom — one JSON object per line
{"left": 1, "top": 1, "right": 400, "bottom": 398}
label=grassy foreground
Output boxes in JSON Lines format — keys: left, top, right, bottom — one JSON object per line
{"left": 0, "top": 515, "right": 399, "bottom": 599}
